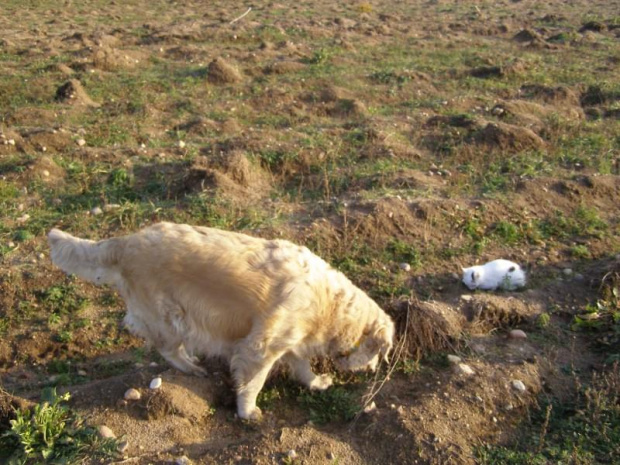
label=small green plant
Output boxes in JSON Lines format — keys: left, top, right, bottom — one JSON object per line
{"left": 298, "top": 386, "right": 360, "bottom": 424}
{"left": 37, "top": 284, "right": 87, "bottom": 317}
{"left": 537, "top": 313, "right": 551, "bottom": 328}
{"left": 570, "top": 244, "right": 590, "bottom": 258}
{"left": 387, "top": 239, "right": 421, "bottom": 268}
{"left": 0, "top": 387, "right": 118, "bottom": 463}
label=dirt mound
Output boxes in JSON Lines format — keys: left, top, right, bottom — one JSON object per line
{"left": 519, "top": 84, "right": 581, "bottom": 107}
{"left": 513, "top": 28, "right": 542, "bottom": 43}
{"left": 475, "top": 122, "right": 546, "bottom": 151}
{"left": 265, "top": 60, "right": 307, "bottom": 74}
{"left": 91, "top": 46, "right": 142, "bottom": 71}
{"left": 492, "top": 98, "right": 584, "bottom": 129}
{"left": 328, "top": 98, "right": 368, "bottom": 118}
{"left": 459, "top": 294, "right": 544, "bottom": 333}
{"left": 207, "top": 57, "right": 242, "bottom": 84}
{"left": 54, "top": 79, "right": 100, "bottom": 107}
{"left": 25, "top": 155, "right": 66, "bottom": 185}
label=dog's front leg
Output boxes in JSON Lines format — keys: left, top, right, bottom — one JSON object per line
{"left": 283, "top": 354, "right": 333, "bottom": 391}
{"left": 231, "top": 341, "right": 284, "bottom": 421}
{"left": 158, "top": 342, "right": 207, "bottom": 377}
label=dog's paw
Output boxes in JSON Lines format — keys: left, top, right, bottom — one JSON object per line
{"left": 238, "top": 406, "right": 263, "bottom": 421}
{"left": 309, "top": 374, "right": 333, "bottom": 391}
{"left": 190, "top": 365, "right": 208, "bottom": 377}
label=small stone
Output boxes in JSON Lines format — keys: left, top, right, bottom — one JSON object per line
{"left": 327, "top": 451, "right": 336, "bottom": 460}
{"left": 117, "top": 440, "right": 129, "bottom": 453}
{"left": 563, "top": 268, "right": 573, "bottom": 276}
{"left": 399, "top": 262, "right": 411, "bottom": 272}
{"left": 124, "top": 388, "right": 141, "bottom": 400}
{"left": 509, "top": 329, "right": 527, "bottom": 339}
{"left": 76, "top": 138, "right": 86, "bottom": 147}
{"left": 363, "top": 401, "right": 377, "bottom": 413}
{"left": 175, "top": 456, "right": 191, "bottom": 465}
{"left": 460, "top": 295, "right": 473, "bottom": 301}
{"left": 286, "top": 450, "right": 297, "bottom": 459}
{"left": 103, "top": 203, "right": 121, "bottom": 212}
{"left": 17, "top": 214, "right": 30, "bottom": 223}
{"left": 451, "top": 272, "right": 460, "bottom": 280}
{"left": 511, "top": 380, "right": 527, "bottom": 392}
{"left": 8, "top": 241, "right": 15, "bottom": 248}
{"left": 178, "top": 140, "right": 186, "bottom": 149}
{"left": 447, "top": 355, "right": 462, "bottom": 364}
{"left": 457, "top": 363, "right": 475, "bottom": 376}
{"left": 98, "top": 425, "right": 116, "bottom": 439}
{"left": 149, "top": 377, "right": 162, "bottom": 389}
{"left": 77, "top": 369, "right": 87, "bottom": 376}
{"left": 574, "top": 273, "right": 584, "bottom": 282}
{"left": 8, "top": 139, "right": 15, "bottom": 146}
{"left": 90, "top": 206, "right": 103, "bottom": 216}
{"left": 149, "top": 361, "right": 158, "bottom": 367}
{"left": 41, "top": 170, "right": 50, "bottom": 177}
{"left": 38, "top": 253, "right": 45, "bottom": 260}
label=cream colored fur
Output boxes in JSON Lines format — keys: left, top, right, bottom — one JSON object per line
{"left": 48, "top": 222, "right": 395, "bottom": 420}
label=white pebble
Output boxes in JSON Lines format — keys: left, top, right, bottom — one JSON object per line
{"left": 17, "top": 214, "right": 30, "bottom": 223}
{"left": 124, "top": 388, "right": 141, "bottom": 400}
{"left": 149, "top": 377, "right": 162, "bottom": 389}
{"left": 98, "top": 425, "right": 116, "bottom": 439}
{"left": 399, "top": 262, "right": 411, "bottom": 272}
{"left": 460, "top": 295, "right": 473, "bottom": 301}
{"left": 363, "top": 401, "right": 377, "bottom": 413}
{"left": 457, "top": 363, "right": 475, "bottom": 376}
{"left": 77, "top": 138, "right": 86, "bottom": 147}
{"left": 447, "top": 355, "right": 461, "bottom": 364}
{"left": 178, "top": 140, "right": 186, "bottom": 149}
{"left": 8, "top": 139, "right": 15, "bottom": 146}
{"left": 511, "top": 380, "right": 527, "bottom": 392}
{"left": 451, "top": 272, "right": 460, "bottom": 280}
{"left": 38, "top": 253, "right": 45, "bottom": 260}
{"left": 509, "top": 329, "right": 527, "bottom": 339}
{"left": 563, "top": 268, "right": 573, "bottom": 276}
{"left": 149, "top": 362, "right": 158, "bottom": 367}
{"left": 77, "top": 369, "right": 87, "bottom": 376}
{"left": 175, "top": 456, "right": 191, "bottom": 465}
{"left": 286, "top": 450, "right": 297, "bottom": 459}
{"left": 117, "top": 440, "right": 129, "bottom": 453}
{"left": 8, "top": 241, "right": 15, "bottom": 248}
{"left": 90, "top": 206, "right": 103, "bottom": 216}
{"left": 41, "top": 169, "right": 50, "bottom": 177}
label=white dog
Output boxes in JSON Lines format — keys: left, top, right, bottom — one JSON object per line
{"left": 48, "top": 222, "right": 394, "bottom": 420}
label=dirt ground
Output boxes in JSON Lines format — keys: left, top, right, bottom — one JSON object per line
{"left": 0, "top": 0, "right": 619, "bottom": 464}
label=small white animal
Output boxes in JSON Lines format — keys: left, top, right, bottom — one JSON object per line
{"left": 47, "top": 222, "right": 395, "bottom": 421}
{"left": 461, "top": 259, "right": 526, "bottom": 291}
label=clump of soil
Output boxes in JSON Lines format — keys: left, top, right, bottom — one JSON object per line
{"left": 475, "top": 122, "right": 546, "bottom": 151}
{"left": 54, "top": 79, "right": 99, "bottom": 107}
{"left": 207, "top": 57, "right": 242, "bottom": 84}
{"left": 264, "top": 60, "right": 307, "bottom": 74}
{"left": 91, "top": 46, "right": 140, "bottom": 71}
{"left": 328, "top": 98, "right": 368, "bottom": 118}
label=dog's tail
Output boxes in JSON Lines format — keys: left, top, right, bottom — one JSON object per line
{"left": 48, "top": 229, "right": 123, "bottom": 286}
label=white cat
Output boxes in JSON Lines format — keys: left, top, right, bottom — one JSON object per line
{"left": 461, "top": 259, "right": 526, "bottom": 291}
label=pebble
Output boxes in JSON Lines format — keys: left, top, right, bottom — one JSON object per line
{"left": 90, "top": 206, "right": 103, "bottom": 216}
{"left": 103, "top": 203, "right": 121, "bottom": 212}
{"left": 286, "top": 450, "right": 297, "bottom": 459}
{"left": 8, "top": 241, "right": 15, "bottom": 248}
{"left": 563, "top": 268, "right": 573, "bottom": 276}
{"left": 451, "top": 272, "right": 460, "bottom": 280}
{"left": 149, "top": 362, "right": 158, "bottom": 367}
{"left": 98, "top": 425, "right": 116, "bottom": 439}
{"left": 17, "top": 214, "right": 30, "bottom": 223}
{"left": 117, "top": 440, "right": 129, "bottom": 453}
{"left": 457, "top": 363, "right": 475, "bottom": 376}
{"left": 124, "top": 388, "right": 141, "bottom": 400}
{"left": 41, "top": 170, "right": 50, "bottom": 177}
{"left": 76, "top": 138, "right": 86, "bottom": 147}
{"left": 178, "top": 140, "right": 186, "bottom": 149}
{"left": 574, "top": 273, "right": 584, "bottom": 282}
{"left": 149, "top": 377, "right": 162, "bottom": 389}
{"left": 460, "top": 295, "right": 473, "bottom": 301}
{"left": 509, "top": 329, "right": 527, "bottom": 339}
{"left": 8, "top": 139, "right": 15, "bottom": 146}
{"left": 399, "top": 262, "right": 411, "bottom": 272}
{"left": 447, "top": 355, "right": 461, "bottom": 364}
{"left": 175, "top": 456, "right": 191, "bottom": 465}
{"left": 511, "top": 380, "right": 527, "bottom": 392}
{"left": 77, "top": 369, "right": 87, "bottom": 376}
{"left": 363, "top": 401, "right": 377, "bottom": 413}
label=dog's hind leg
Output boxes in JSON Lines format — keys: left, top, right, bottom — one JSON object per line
{"left": 283, "top": 354, "right": 333, "bottom": 391}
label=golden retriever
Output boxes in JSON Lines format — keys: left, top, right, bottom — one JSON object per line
{"left": 48, "top": 222, "right": 394, "bottom": 420}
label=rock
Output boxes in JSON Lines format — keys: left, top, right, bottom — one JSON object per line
{"left": 399, "top": 262, "right": 411, "bottom": 272}
{"left": 77, "top": 138, "right": 86, "bottom": 146}
{"left": 509, "top": 329, "right": 527, "bottom": 339}
{"left": 178, "top": 140, "right": 186, "bottom": 149}
{"left": 38, "top": 253, "right": 45, "bottom": 260}
{"left": 460, "top": 295, "right": 473, "bottom": 302}
{"left": 124, "top": 388, "right": 141, "bottom": 400}
{"left": 98, "top": 425, "right": 116, "bottom": 439}
{"left": 563, "top": 268, "right": 573, "bottom": 276}
{"left": 286, "top": 450, "right": 297, "bottom": 460}
{"left": 175, "top": 456, "right": 191, "bottom": 465}
{"left": 42, "top": 169, "right": 50, "bottom": 177}
{"left": 149, "top": 377, "right": 162, "bottom": 389}
{"left": 363, "top": 401, "right": 377, "bottom": 413}
{"left": 77, "top": 369, "right": 87, "bottom": 376}
{"left": 17, "top": 214, "right": 30, "bottom": 224}
{"left": 457, "top": 363, "right": 475, "bottom": 376}
{"left": 447, "top": 355, "right": 462, "bottom": 364}
{"left": 451, "top": 272, "right": 460, "bottom": 280}
{"left": 117, "top": 440, "right": 129, "bottom": 453}
{"left": 90, "top": 206, "right": 103, "bottom": 216}
{"left": 511, "top": 380, "right": 527, "bottom": 392}
{"left": 574, "top": 273, "right": 585, "bottom": 282}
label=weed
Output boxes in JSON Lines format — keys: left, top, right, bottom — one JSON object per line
{"left": 537, "top": 313, "right": 551, "bottom": 328}
{"left": 0, "top": 387, "right": 118, "bottom": 463}
{"left": 37, "top": 283, "right": 87, "bottom": 317}
{"left": 298, "top": 386, "right": 360, "bottom": 424}
{"left": 570, "top": 244, "right": 590, "bottom": 258}
{"left": 387, "top": 239, "right": 422, "bottom": 268}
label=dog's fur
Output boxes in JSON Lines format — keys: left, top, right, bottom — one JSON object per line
{"left": 48, "top": 222, "right": 394, "bottom": 420}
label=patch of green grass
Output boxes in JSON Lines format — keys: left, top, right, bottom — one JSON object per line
{"left": 37, "top": 283, "right": 88, "bottom": 318}
{"left": 298, "top": 386, "right": 360, "bottom": 424}
{"left": 477, "top": 364, "right": 620, "bottom": 464}
{"left": 0, "top": 387, "right": 119, "bottom": 464}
